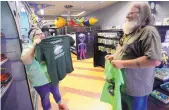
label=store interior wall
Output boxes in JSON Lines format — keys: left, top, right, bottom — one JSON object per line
{"left": 88, "top": 1, "right": 169, "bottom": 29}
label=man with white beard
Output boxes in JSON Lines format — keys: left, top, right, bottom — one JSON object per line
{"left": 105, "top": 3, "right": 162, "bottom": 110}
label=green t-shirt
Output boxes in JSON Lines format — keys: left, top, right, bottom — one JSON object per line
{"left": 100, "top": 60, "right": 124, "bottom": 110}
{"left": 21, "top": 44, "right": 51, "bottom": 87}
{"left": 35, "top": 36, "right": 74, "bottom": 85}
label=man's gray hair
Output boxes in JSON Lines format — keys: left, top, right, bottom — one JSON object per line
{"left": 131, "top": 2, "right": 153, "bottom": 26}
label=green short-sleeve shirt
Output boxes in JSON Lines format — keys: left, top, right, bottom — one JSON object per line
{"left": 100, "top": 60, "right": 124, "bottom": 110}
{"left": 21, "top": 44, "right": 51, "bottom": 87}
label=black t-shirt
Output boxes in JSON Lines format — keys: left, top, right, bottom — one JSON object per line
{"left": 35, "top": 36, "right": 74, "bottom": 85}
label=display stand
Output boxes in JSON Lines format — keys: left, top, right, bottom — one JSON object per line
{"left": 93, "top": 29, "right": 123, "bottom": 67}
{"left": 1, "top": 1, "right": 33, "bottom": 110}
{"left": 150, "top": 26, "right": 169, "bottom": 108}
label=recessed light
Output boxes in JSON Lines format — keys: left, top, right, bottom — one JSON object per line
{"left": 64, "top": 5, "right": 73, "bottom": 9}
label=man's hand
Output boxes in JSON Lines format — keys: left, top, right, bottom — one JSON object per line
{"left": 105, "top": 55, "right": 114, "bottom": 61}
{"left": 111, "top": 60, "right": 125, "bottom": 69}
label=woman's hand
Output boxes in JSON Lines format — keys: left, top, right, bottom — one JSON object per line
{"left": 33, "top": 37, "right": 42, "bottom": 46}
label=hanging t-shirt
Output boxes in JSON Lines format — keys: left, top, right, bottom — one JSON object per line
{"left": 100, "top": 60, "right": 124, "bottom": 110}
{"left": 21, "top": 44, "right": 51, "bottom": 87}
{"left": 35, "top": 36, "right": 74, "bottom": 85}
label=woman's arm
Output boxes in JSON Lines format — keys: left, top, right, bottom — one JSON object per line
{"left": 21, "top": 38, "right": 41, "bottom": 65}
{"left": 21, "top": 45, "right": 35, "bottom": 65}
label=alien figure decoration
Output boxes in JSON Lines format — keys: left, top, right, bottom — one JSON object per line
{"left": 78, "top": 33, "right": 87, "bottom": 59}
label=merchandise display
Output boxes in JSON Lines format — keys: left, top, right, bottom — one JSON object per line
{"left": 94, "top": 30, "right": 123, "bottom": 67}
{"left": 1, "top": 78, "right": 13, "bottom": 99}
{"left": 0, "top": 53, "right": 7, "bottom": 62}
{"left": 1, "top": 1, "right": 169, "bottom": 110}
{"left": 161, "top": 42, "right": 169, "bottom": 68}
{"left": 0, "top": 73, "right": 12, "bottom": 85}
{"left": 161, "top": 82, "right": 169, "bottom": 92}
{"left": 150, "top": 26, "right": 169, "bottom": 109}
{"left": 151, "top": 90, "right": 169, "bottom": 104}
{"left": 155, "top": 68, "right": 169, "bottom": 81}
{"left": 1, "top": 1, "right": 33, "bottom": 110}
{"left": 1, "top": 85, "right": 5, "bottom": 92}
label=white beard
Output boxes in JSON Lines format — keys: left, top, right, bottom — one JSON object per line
{"left": 123, "top": 20, "right": 139, "bottom": 35}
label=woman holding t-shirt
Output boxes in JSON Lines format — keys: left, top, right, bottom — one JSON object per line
{"left": 21, "top": 28, "right": 68, "bottom": 110}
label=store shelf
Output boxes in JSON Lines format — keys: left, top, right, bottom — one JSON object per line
{"left": 1, "top": 79, "right": 13, "bottom": 98}
{"left": 1, "top": 36, "right": 18, "bottom": 39}
{"left": 97, "top": 36, "right": 119, "bottom": 40}
{"left": 0, "top": 58, "right": 9, "bottom": 66}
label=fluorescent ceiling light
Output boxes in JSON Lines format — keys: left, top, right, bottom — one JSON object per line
{"left": 61, "top": 11, "right": 85, "bottom": 17}
{"left": 77, "top": 11, "right": 85, "bottom": 16}
{"left": 40, "top": 9, "right": 44, "bottom": 15}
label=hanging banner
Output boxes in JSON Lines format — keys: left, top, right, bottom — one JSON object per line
{"left": 76, "top": 32, "right": 94, "bottom": 60}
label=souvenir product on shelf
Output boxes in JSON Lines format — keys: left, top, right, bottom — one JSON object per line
{"left": 160, "top": 82, "right": 169, "bottom": 92}
{"left": 1, "top": 53, "right": 7, "bottom": 62}
{"left": 0, "top": 73, "right": 12, "bottom": 85}
{"left": 155, "top": 68, "right": 169, "bottom": 81}
{"left": 151, "top": 90, "right": 169, "bottom": 104}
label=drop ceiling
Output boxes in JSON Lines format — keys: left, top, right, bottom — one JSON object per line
{"left": 28, "top": 1, "right": 117, "bottom": 19}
